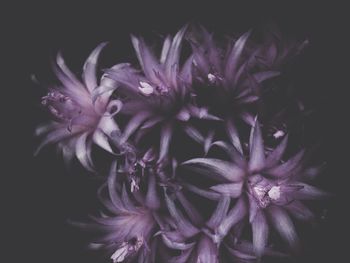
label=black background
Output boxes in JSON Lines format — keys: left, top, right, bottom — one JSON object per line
{"left": 5, "top": 1, "right": 349, "bottom": 263}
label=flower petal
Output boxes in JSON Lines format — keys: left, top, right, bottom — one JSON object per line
{"left": 253, "top": 71, "right": 280, "bottom": 83}
{"left": 75, "top": 132, "right": 94, "bottom": 172}
{"left": 182, "top": 183, "right": 221, "bottom": 201}
{"left": 265, "top": 134, "right": 288, "bottom": 168}
{"left": 83, "top": 42, "right": 108, "bottom": 93}
{"left": 285, "top": 200, "right": 314, "bottom": 222}
{"left": 182, "top": 158, "right": 245, "bottom": 182}
{"left": 249, "top": 118, "right": 265, "bottom": 171}
{"left": 207, "top": 196, "right": 231, "bottom": 229}
{"left": 164, "top": 191, "right": 199, "bottom": 238}
{"left": 121, "top": 111, "right": 152, "bottom": 143}
{"left": 210, "top": 183, "right": 243, "bottom": 198}
{"left": 183, "top": 124, "right": 204, "bottom": 144}
{"left": 226, "top": 120, "right": 243, "bottom": 154}
{"left": 291, "top": 183, "right": 330, "bottom": 200}
{"left": 267, "top": 149, "right": 305, "bottom": 178}
{"left": 267, "top": 206, "right": 299, "bottom": 252}
{"left": 225, "top": 31, "right": 251, "bottom": 82}
{"left": 158, "top": 122, "right": 173, "bottom": 163}
{"left": 252, "top": 210, "right": 269, "bottom": 258}
{"left": 218, "top": 197, "right": 247, "bottom": 237}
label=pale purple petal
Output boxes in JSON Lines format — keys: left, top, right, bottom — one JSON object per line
{"left": 265, "top": 134, "right": 289, "bottom": 168}
{"left": 158, "top": 122, "right": 173, "bottom": 163}
{"left": 83, "top": 42, "right": 108, "bottom": 93}
{"left": 182, "top": 158, "right": 245, "bottom": 182}
{"left": 285, "top": 200, "right": 315, "bottom": 221}
{"left": 218, "top": 197, "right": 247, "bottom": 237}
{"left": 249, "top": 118, "right": 265, "bottom": 172}
{"left": 210, "top": 182, "right": 243, "bottom": 198}
{"left": 206, "top": 196, "right": 230, "bottom": 229}
{"left": 75, "top": 132, "right": 94, "bottom": 172}
{"left": 225, "top": 31, "right": 251, "bottom": 82}
{"left": 267, "top": 206, "right": 299, "bottom": 251}
{"left": 252, "top": 210, "right": 269, "bottom": 258}
{"left": 253, "top": 71, "right": 280, "bottom": 83}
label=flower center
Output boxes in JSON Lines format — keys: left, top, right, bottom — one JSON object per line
{"left": 249, "top": 176, "right": 281, "bottom": 208}
{"left": 41, "top": 91, "right": 81, "bottom": 122}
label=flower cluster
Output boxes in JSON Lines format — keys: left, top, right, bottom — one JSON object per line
{"left": 35, "top": 25, "right": 328, "bottom": 262}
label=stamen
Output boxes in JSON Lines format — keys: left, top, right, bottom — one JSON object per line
{"left": 130, "top": 177, "right": 140, "bottom": 192}
{"left": 273, "top": 130, "right": 285, "bottom": 139}
{"left": 138, "top": 82, "right": 154, "bottom": 95}
{"left": 207, "top": 73, "right": 217, "bottom": 84}
{"left": 268, "top": 186, "right": 281, "bottom": 200}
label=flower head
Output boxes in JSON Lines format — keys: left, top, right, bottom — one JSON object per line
{"left": 35, "top": 43, "right": 121, "bottom": 170}
{"left": 95, "top": 27, "right": 220, "bottom": 165}
{"left": 182, "top": 118, "right": 329, "bottom": 257}
{"left": 72, "top": 162, "right": 163, "bottom": 262}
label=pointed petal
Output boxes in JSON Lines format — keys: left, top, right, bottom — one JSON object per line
{"left": 35, "top": 128, "right": 82, "bottom": 156}
{"left": 225, "top": 31, "right": 251, "bottom": 82}
{"left": 165, "top": 26, "right": 188, "bottom": 81}
{"left": 164, "top": 191, "right": 199, "bottom": 238}
{"left": 207, "top": 196, "right": 231, "bottom": 229}
{"left": 93, "top": 129, "right": 113, "bottom": 153}
{"left": 267, "top": 206, "right": 299, "bottom": 251}
{"left": 252, "top": 211, "right": 269, "bottom": 258}
{"left": 180, "top": 55, "right": 194, "bottom": 84}
{"left": 83, "top": 42, "right": 108, "bottom": 92}
{"left": 291, "top": 183, "right": 330, "bottom": 200}
{"left": 183, "top": 124, "right": 204, "bottom": 144}
{"left": 121, "top": 184, "right": 136, "bottom": 211}
{"left": 160, "top": 35, "right": 172, "bottom": 64}
{"left": 265, "top": 134, "right": 288, "bottom": 168}
{"left": 218, "top": 197, "right": 247, "bottom": 237}
{"left": 196, "top": 236, "right": 219, "bottom": 263}
{"left": 158, "top": 122, "right": 173, "bottom": 163}
{"left": 54, "top": 52, "right": 84, "bottom": 90}
{"left": 182, "top": 158, "right": 245, "bottom": 182}
{"left": 285, "top": 200, "right": 315, "bottom": 221}
{"left": 247, "top": 194, "right": 259, "bottom": 223}
{"left": 131, "top": 35, "right": 161, "bottom": 82}
{"left": 107, "top": 161, "right": 124, "bottom": 211}
{"left": 226, "top": 119, "right": 243, "bottom": 154}
{"left": 161, "top": 232, "right": 195, "bottom": 250}
{"left": 182, "top": 183, "right": 221, "bottom": 200}
{"left": 267, "top": 149, "right": 305, "bottom": 178}
{"left": 204, "top": 130, "right": 215, "bottom": 155}
{"left": 249, "top": 118, "right": 265, "bottom": 171}
{"left": 210, "top": 140, "right": 246, "bottom": 167}
{"left": 75, "top": 132, "right": 94, "bottom": 171}
{"left": 253, "top": 71, "right": 280, "bottom": 83}
{"left": 210, "top": 183, "right": 243, "bottom": 198}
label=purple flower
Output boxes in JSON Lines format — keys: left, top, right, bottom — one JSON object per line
{"left": 161, "top": 190, "right": 285, "bottom": 262}
{"left": 72, "top": 162, "right": 163, "bottom": 262}
{"left": 35, "top": 43, "right": 122, "bottom": 170}
{"left": 188, "top": 26, "right": 281, "bottom": 127}
{"left": 96, "top": 27, "right": 220, "bottom": 164}
{"left": 182, "top": 118, "right": 329, "bottom": 257}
